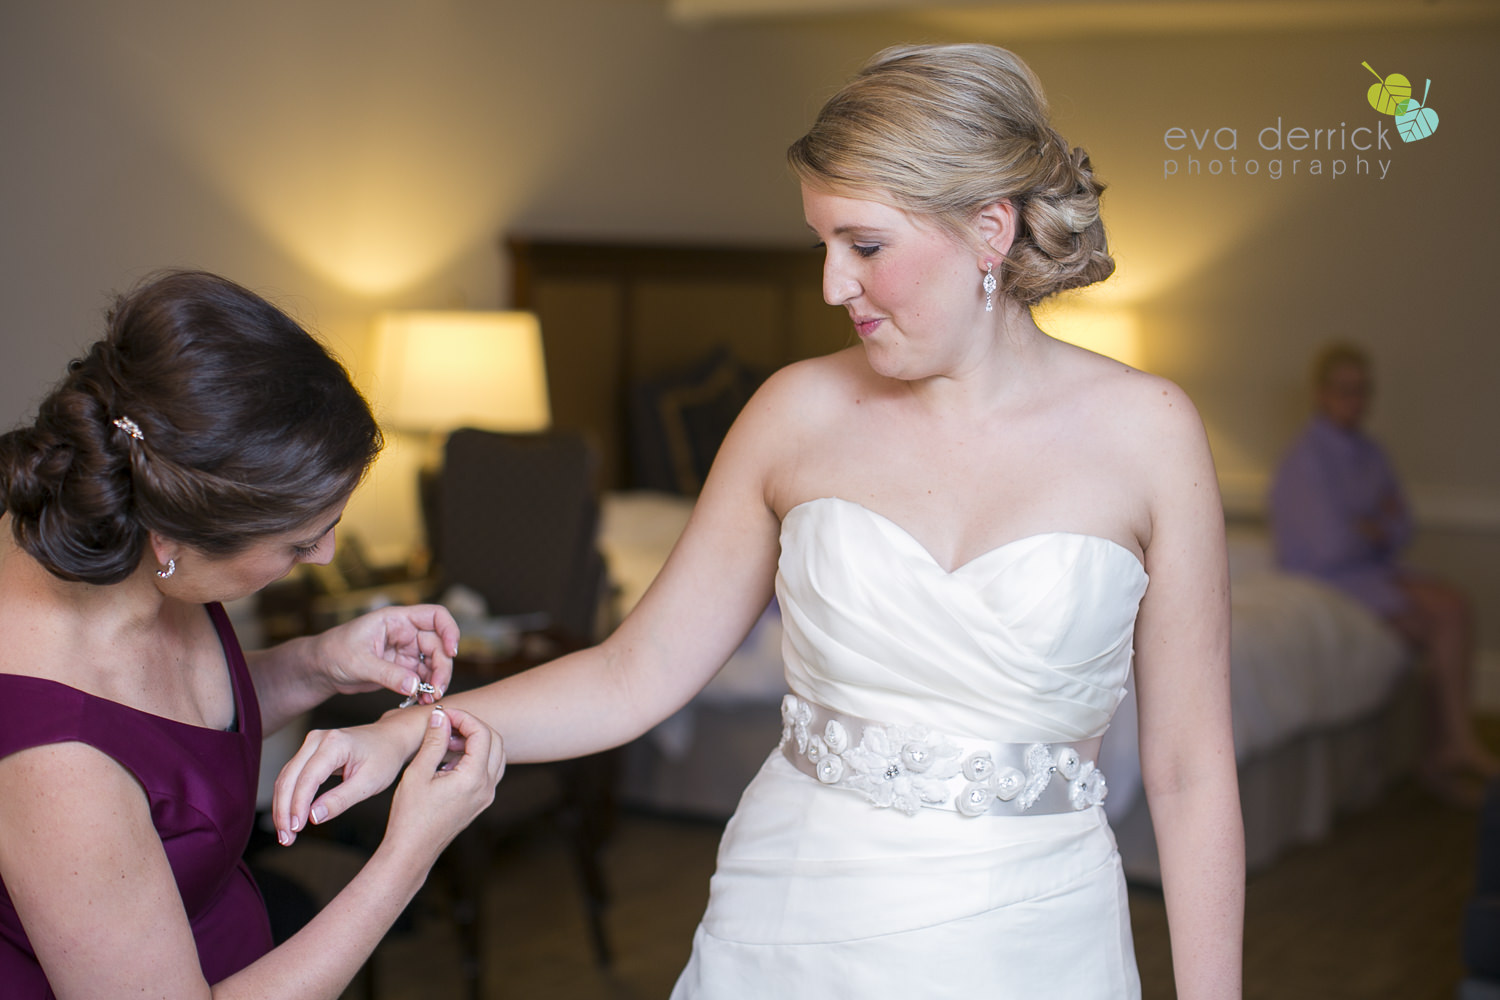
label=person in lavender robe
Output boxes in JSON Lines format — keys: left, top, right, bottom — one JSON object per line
{"left": 1269, "top": 342, "right": 1499, "bottom": 793}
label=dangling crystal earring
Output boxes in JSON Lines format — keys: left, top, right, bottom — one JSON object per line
{"left": 157, "top": 558, "right": 176, "bottom": 580}
{"left": 983, "top": 263, "right": 997, "bottom": 313}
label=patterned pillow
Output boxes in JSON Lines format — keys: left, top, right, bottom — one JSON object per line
{"left": 628, "top": 349, "right": 762, "bottom": 494}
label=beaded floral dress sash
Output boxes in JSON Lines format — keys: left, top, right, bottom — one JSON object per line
{"left": 779, "top": 694, "right": 1107, "bottom": 817}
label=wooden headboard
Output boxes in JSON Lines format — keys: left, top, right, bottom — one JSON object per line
{"left": 507, "top": 236, "right": 851, "bottom": 491}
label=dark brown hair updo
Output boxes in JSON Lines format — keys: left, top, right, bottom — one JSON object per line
{"left": 788, "top": 43, "right": 1115, "bottom": 306}
{"left": 0, "top": 270, "right": 383, "bottom": 584}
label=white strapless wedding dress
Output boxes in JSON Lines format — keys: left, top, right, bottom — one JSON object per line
{"left": 671, "top": 497, "right": 1150, "bottom": 999}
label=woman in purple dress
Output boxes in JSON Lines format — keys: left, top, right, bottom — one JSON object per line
{"left": 0, "top": 271, "right": 504, "bottom": 998}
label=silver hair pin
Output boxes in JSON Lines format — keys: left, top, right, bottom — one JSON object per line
{"left": 112, "top": 416, "right": 145, "bottom": 441}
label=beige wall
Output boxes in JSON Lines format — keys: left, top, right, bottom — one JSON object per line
{"left": 3, "top": 2, "right": 1497, "bottom": 640}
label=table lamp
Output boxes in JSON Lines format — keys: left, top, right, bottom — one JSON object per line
{"left": 373, "top": 310, "right": 551, "bottom": 436}
{"left": 373, "top": 310, "right": 552, "bottom": 569}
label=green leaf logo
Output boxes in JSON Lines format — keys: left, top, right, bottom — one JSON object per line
{"left": 1360, "top": 61, "right": 1439, "bottom": 146}
{"left": 1396, "top": 79, "right": 1439, "bottom": 142}
{"left": 1362, "top": 61, "right": 1412, "bottom": 114}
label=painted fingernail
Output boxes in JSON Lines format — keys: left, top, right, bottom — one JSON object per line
{"left": 404, "top": 676, "right": 419, "bottom": 695}
{"left": 430, "top": 708, "right": 446, "bottom": 727}
{"left": 277, "top": 829, "right": 292, "bottom": 846}
{"left": 290, "top": 815, "right": 301, "bottom": 833}
{"left": 311, "top": 804, "right": 328, "bottom": 825}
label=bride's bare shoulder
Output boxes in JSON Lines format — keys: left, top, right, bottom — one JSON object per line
{"left": 1060, "top": 348, "right": 1205, "bottom": 438}
{"left": 767, "top": 346, "right": 869, "bottom": 391}
{"left": 737, "top": 347, "right": 875, "bottom": 427}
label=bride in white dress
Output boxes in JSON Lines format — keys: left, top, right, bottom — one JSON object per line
{"left": 274, "top": 43, "right": 1244, "bottom": 998}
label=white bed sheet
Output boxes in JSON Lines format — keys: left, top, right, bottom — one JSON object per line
{"left": 1101, "top": 532, "right": 1407, "bottom": 819}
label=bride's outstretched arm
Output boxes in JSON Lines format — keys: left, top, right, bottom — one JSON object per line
{"left": 272, "top": 365, "right": 814, "bottom": 843}
{"left": 1133, "top": 382, "right": 1244, "bottom": 999}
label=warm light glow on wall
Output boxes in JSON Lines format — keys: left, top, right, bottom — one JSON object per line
{"left": 1035, "top": 298, "right": 1143, "bottom": 369}
{"left": 101, "top": 5, "right": 558, "bottom": 299}
{"left": 372, "top": 311, "right": 551, "bottom": 433}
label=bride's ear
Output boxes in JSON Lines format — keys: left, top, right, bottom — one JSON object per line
{"left": 975, "top": 200, "right": 1019, "bottom": 260}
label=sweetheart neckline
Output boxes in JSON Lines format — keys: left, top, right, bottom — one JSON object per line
{"left": 784, "top": 496, "right": 1148, "bottom": 578}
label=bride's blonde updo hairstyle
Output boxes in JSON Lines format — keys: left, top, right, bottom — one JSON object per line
{"left": 788, "top": 43, "right": 1114, "bottom": 306}
{"left": 0, "top": 270, "right": 382, "bottom": 585}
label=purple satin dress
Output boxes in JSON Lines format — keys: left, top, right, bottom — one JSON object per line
{"left": 0, "top": 602, "right": 273, "bottom": 996}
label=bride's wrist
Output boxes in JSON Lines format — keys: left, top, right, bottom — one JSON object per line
{"left": 378, "top": 704, "right": 438, "bottom": 758}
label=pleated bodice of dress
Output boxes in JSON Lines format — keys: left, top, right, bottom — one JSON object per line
{"left": 779, "top": 496, "right": 1148, "bottom": 742}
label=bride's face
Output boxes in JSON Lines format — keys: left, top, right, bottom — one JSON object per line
{"left": 802, "top": 184, "right": 986, "bottom": 381}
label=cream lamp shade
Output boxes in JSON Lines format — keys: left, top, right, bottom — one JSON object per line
{"left": 373, "top": 310, "right": 551, "bottom": 432}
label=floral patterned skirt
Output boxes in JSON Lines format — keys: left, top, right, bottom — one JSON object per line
{"left": 670, "top": 750, "right": 1140, "bottom": 1000}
